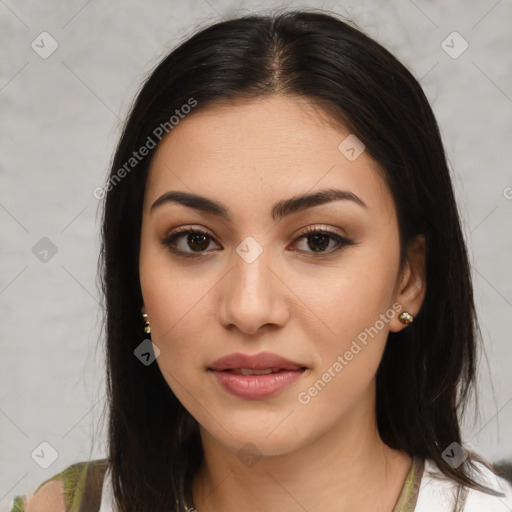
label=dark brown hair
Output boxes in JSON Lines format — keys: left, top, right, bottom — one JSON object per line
{"left": 99, "top": 9, "right": 504, "bottom": 511}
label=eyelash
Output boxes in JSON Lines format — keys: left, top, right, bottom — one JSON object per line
{"left": 161, "top": 225, "right": 354, "bottom": 258}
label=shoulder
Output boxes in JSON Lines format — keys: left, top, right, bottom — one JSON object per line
{"left": 10, "top": 459, "right": 109, "bottom": 512}
{"left": 416, "top": 458, "right": 512, "bottom": 511}
{"left": 23, "top": 480, "right": 65, "bottom": 512}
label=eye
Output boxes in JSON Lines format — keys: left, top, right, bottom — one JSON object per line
{"left": 161, "top": 225, "right": 354, "bottom": 258}
{"left": 291, "top": 226, "right": 354, "bottom": 255}
{"left": 161, "top": 227, "right": 220, "bottom": 257}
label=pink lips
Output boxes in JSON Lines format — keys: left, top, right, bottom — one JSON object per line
{"left": 207, "top": 351, "right": 307, "bottom": 399}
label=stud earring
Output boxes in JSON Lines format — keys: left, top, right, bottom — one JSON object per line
{"left": 142, "top": 313, "right": 151, "bottom": 334}
{"left": 398, "top": 311, "right": 414, "bottom": 325}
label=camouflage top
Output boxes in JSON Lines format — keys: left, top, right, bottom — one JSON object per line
{"left": 10, "top": 459, "right": 108, "bottom": 512}
{"left": 9, "top": 456, "right": 426, "bottom": 512}
{"left": 10, "top": 455, "right": 512, "bottom": 511}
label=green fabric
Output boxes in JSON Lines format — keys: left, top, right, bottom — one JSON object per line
{"left": 392, "top": 456, "right": 425, "bottom": 512}
{"left": 11, "top": 456, "right": 423, "bottom": 511}
{"left": 10, "top": 459, "right": 108, "bottom": 512}
{"left": 9, "top": 496, "right": 24, "bottom": 512}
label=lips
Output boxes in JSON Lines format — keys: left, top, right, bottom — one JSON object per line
{"left": 207, "top": 352, "right": 307, "bottom": 399}
{"left": 207, "top": 351, "right": 306, "bottom": 372}
{"left": 229, "top": 368, "right": 284, "bottom": 375}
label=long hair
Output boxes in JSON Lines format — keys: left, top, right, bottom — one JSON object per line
{"left": 99, "top": 9, "right": 503, "bottom": 511}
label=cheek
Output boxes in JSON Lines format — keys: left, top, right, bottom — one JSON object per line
{"left": 305, "top": 247, "right": 399, "bottom": 341}
{"left": 139, "top": 244, "right": 221, "bottom": 386}
{"left": 140, "top": 263, "right": 211, "bottom": 401}
{"left": 300, "top": 241, "right": 400, "bottom": 397}
{"left": 140, "top": 239, "right": 213, "bottom": 332}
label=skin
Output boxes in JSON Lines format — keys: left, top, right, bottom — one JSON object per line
{"left": 24, "top": 481, "right": 65, "bottom": 512}
{"left": 139, "top": 94, "right": 426, "bottom": 512}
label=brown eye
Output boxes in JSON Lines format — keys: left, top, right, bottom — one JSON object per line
{"left": 292, "top": 227, "right": 354, "bottom": 255}
{"left": 186, "top": 232, "right": 210, "bottom": 251}
{"left": 306, "top": 233, "right": 331, "bottom": 252}
{"left": 161, "top": 226, "right": 354, "bottom": 258}
{"left": 162, "top": 228, "right": 220, "bottom": 256}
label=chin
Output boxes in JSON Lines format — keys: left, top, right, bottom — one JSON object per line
{"left": 202, "top": 421, "right": 308, "bottom": 458}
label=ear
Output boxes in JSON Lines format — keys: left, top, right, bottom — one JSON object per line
{"left": 141, "top": 305, "right": 147, "bottom": 315}
{"left": 389, "top": 234, "right": 427, "bottom": 333}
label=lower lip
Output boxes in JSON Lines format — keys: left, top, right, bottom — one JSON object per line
{"left": 209, "top": 369, "right": 305, "bottom": 399}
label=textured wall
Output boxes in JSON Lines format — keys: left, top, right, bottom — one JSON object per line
{"left": 1, "top": 0, "right": 511, "bottom": 509}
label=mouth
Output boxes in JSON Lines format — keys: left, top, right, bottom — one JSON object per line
{"left": 207, "top": 351, "right": 307, "bottom": 373}
{"left": 208, "top": 367, "right": 307, "bottom": 399}
{"left": 206, "top": 353, "right": 308, "bottom": 399}
{"left": 211, "top": 367, "right": 306, "bottom": 375}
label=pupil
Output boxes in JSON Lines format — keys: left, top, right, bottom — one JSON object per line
{"left": 188, "top": 234, "right": 209, "bottom": 251}
{"left": 308, "top": 234, "right": 329, "bottom": 252}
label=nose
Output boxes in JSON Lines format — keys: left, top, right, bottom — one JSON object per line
{"left": 217, "top": 248, "right": 290, "bottom": 336}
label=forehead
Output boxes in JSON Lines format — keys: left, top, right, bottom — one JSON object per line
{"left": 145, "top": 94, "right": 395, "bottom": 221}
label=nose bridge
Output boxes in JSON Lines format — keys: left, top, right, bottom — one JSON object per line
{"left": 233, "top": 241, "right": 273, "bottom": 306}
{"left": 218, "top": 238, "right": 288, "bottom": 334}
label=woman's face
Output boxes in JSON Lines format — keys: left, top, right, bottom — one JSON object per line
{"left": 139, "top": 94, "right": 425, "bottom": 456}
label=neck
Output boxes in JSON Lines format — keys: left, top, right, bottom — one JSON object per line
{"left": 190, "top": 394, "right": 412, "bottom": 512}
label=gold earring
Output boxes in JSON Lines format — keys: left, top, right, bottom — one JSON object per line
{"left": 142, "top": 313, "right": 151, "bottom": 334}
{"left": 399, "top": 311, "right": 414, "bottom": 325}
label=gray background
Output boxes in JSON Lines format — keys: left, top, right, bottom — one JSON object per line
{"left": 1, "top": 0, "right": 511, "bottom": 509}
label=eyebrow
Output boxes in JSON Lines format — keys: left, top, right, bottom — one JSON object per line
{"left": 150, "top": 188, "right": 368, "bottom": 221}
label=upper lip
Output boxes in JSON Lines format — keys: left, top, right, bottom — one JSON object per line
{"left": 208, "top": 351, "right": 306, "bottom": 371}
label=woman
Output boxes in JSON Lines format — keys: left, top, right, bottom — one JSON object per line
{"left": 14, "top": 9, "right": 512, "bottom": 512}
